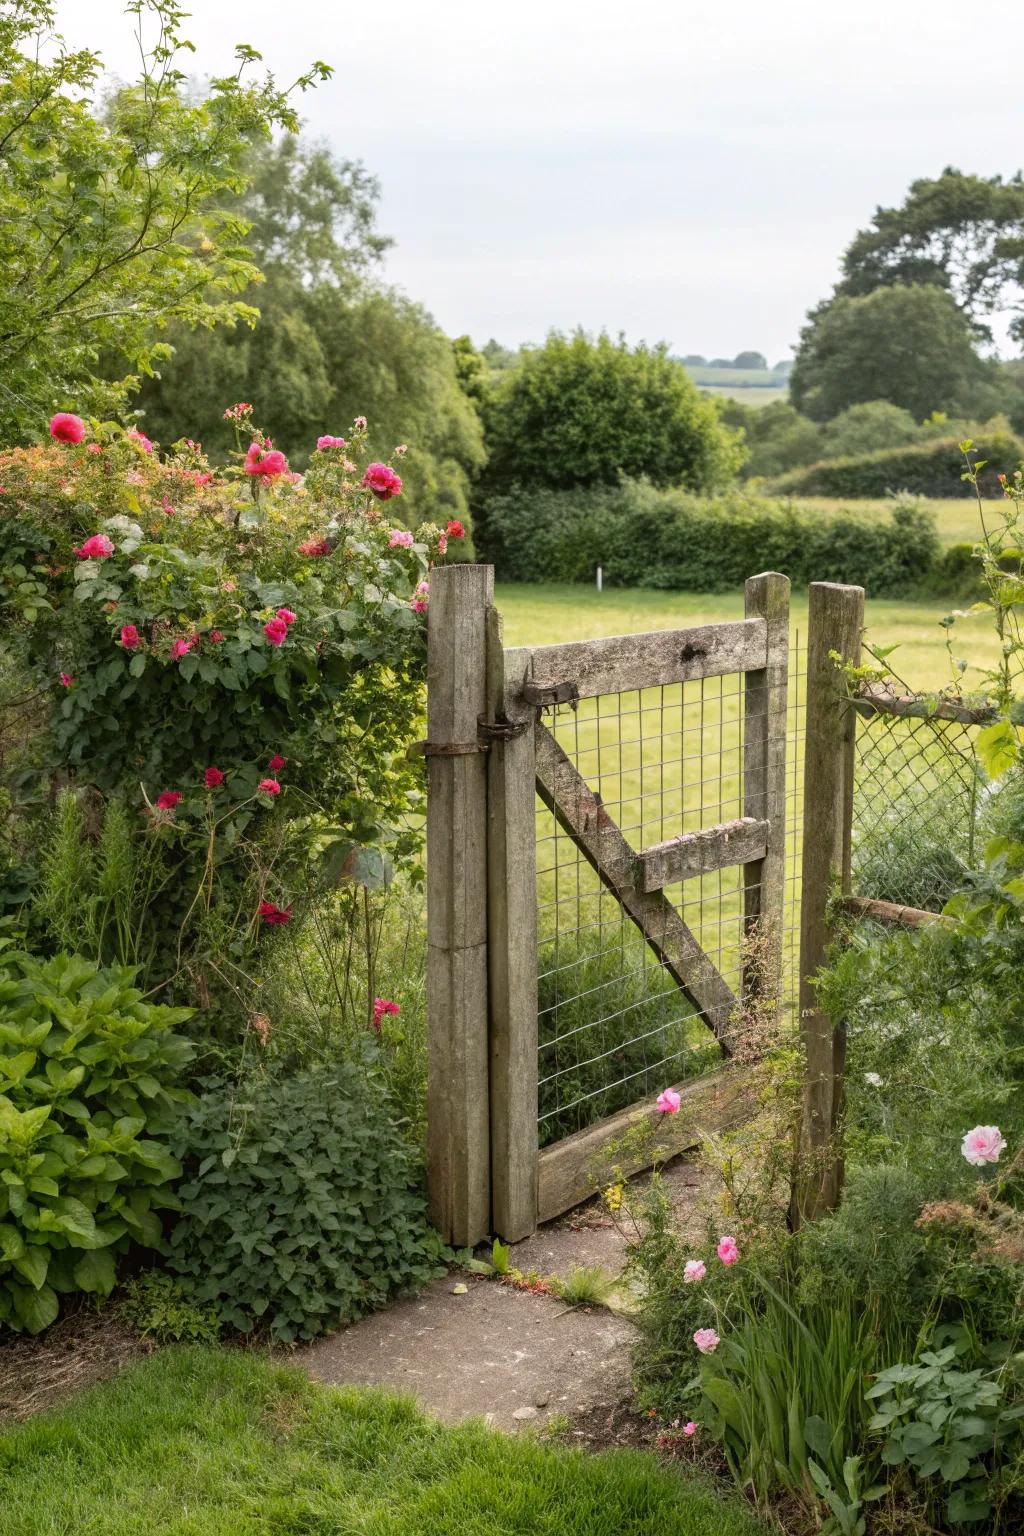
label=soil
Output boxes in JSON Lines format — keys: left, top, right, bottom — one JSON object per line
{"left": 0, "top": 1302, "right": 152, "bottom": 1428}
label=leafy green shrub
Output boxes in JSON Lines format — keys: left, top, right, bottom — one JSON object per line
{"left": 119, "top": 1269, "right": 220, "bottom": 1344}
{"left": 0, "top": 947, "right": 193, "bottom": 1333}
{"left": 479, "top": 479, "right": 939, "bottom": 595}
{"left": 766, "top": 429, "right": 1024, "bottom": 499}
{"left": 166, "top": 1063, "right": 448, "bottom": 1341}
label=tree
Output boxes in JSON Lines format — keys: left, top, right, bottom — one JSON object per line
{"left": 718, "top": 399, "right": 821, "bottom": 479}
{"left": 732, "top": 350, "right": 767, "bottom": 370}
{"left": 838, "top": 168, "right": 1024, "bottom": 342}
{"left": 133, "top": 134, "right": 485, "bottom": 522}
{"left": 789, "top": 285, "right": 991, "bottom": 422}
{"left": 482, "top": 330, "right": 744, "bottom": 494}
{"left": 0, "top": 0, "right": 330, "bottom": 442}
{"left": 818, "top": 400, "right": 921, "bottom": 459}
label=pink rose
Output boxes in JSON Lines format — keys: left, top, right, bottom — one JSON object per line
{"left": 204, "top": 767, "right": 225, "bottom": 789}
{"left": 258, "top": 777, "right": 281, "bottom": 797}
{"left": 120, "top": 624, "right": 140, "bottom": 651}
{"left": 263, "top": 618, "right": 288, "bottom": 647}
{"left": 244, "top": 442, "right": 289, "bottom": 478}
{"left": 208, "top": 630, "right": 224, "bottom": 644}
{"left": 446, "top": 520, "right": 466, "bottom": 539}
{"left": 170, "top": 636, "right": 195, "bottom": 660}
{"left": 127, "top": 428, "right": 153, "bottom": 453}
{"left": 267, "top": 754, "right": 287, "bottom": 772}
{"left": 58, "top": 671, "right": 73, "bottom": 688}
{"left": 717, "top": 1235, "right": 739, "bottom": 1266}
{"left": 389, "top": 529, "right": 413, "bottom": 549}
{"left": 259, "top": 900, "right": 291, "bottom": 925}
{"left": 50, "top": 412, "right": 86, "bottom": 444}
{"left": 372, "top": 997, "right": 400, "bottom": 1034}
{"left": 73, "top": 534, "right": 114, "bottom": 560}
{"left": 316, "top": 435, "right": 346, "bottom": 450}
{"left": 683, "top": 1422, "right": 697, "bottom": 1438}
{"left": 353, "top": 415, "right": 367, "bottom": 430}
{"left": 656, "top": 1087, "right": 681, "bottom": 1115}
{"left": 298, "top": 537, "right": 331, "bottom": 558}
{"left": 683, "top": 1259, "right": 706, "bottom": 1284}
{"left": 275, "top": 607, "right": 297, "bottom": 627}
{"left": 693, "top": 1328, "right": 720, "bottom": 1355}
{"left": 156, "top": 790, "right": 181, "bottom": 811}
{"left": 961, "top": 1125, "right": 1006, "bottom": 1166}
{"left": 362, "top": 462, "right": 403, "bottom": 501}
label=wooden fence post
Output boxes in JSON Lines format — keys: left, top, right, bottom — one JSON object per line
{"left": 426, "top": 564, "right": 493, "bottom": 1247}
{"left": 792, "top": 580, "right": 864, "bottom": 1226}
{"left": 743, "top": 572, "right": 790, "bottom": 1001}
{"left": 485, "top": 607, "right": 539, "bottom": 1241}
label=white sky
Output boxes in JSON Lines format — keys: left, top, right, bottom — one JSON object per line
{"left": 68, "top": 0, "right": 1024, "bottom": 361}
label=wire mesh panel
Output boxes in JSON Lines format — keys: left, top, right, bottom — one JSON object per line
{"left": 852, "top": 708, "right": 983, "bottom": 912}
{"left": 533, "top": 632, "right": 807, "bottom": 1147}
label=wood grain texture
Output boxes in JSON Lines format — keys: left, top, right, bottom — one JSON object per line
{"left": 839, "top": 894, "right": 953, "bottom": 928}
{"left": 792, "top": 581, "right": 864, "bottom": 1226}
{"left": 426, "top": 564, "right": 493, "bottom": 1247}
{"left": 537, "top": 1064, "right": 756, "bottom": 1222}
{"left": 743, "top": 573, "right": 790, "bottom": 998}
{"left": 485, "top": 604, "right": 540, "bottom": 1241}
{"left": 634, "top": 818, "right": 770, "bottom": 892}
{"left": 534, "top": 720, "right": 737, "bottom": 1039}
{"left": 503, "top": 618, "right": 767, "bottom": 701}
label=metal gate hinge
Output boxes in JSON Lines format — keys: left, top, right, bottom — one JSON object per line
{"left": 410, "top": 739, "right": 487, "bottom": 758}
{"left": 477, "top": 715, "right": 531, "bottom": 743}
{"left": 521, "top": 680, "right": 579, "bottom": 709}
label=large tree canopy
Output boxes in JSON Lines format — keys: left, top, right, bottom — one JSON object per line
{"left": 0, "top": 0, "right": 330, "bottom": 442}
{"left": 482, "top": 331, "right": 744, "bottom": 494}
{"left": 789, "top": 285, "right": 991, "bottom": 422}
{"left": 837, "top": 168, "right": 1024, "bottom": 342}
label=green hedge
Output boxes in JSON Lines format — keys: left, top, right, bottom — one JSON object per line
{"left": 478, "top": 480, "right": 940, "bottom": 596}
{"left": 765, "top": 431, "right": 1024, "bottom": 499}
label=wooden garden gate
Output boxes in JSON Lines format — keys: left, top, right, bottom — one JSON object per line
{"left": 425, "top": 565, "right": 791, "bottom": 1246}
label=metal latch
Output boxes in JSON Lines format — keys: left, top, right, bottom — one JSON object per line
{"left": 521, "top": 680, "right": 579, "bottom": 708}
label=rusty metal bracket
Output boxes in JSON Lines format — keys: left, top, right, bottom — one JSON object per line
{"left": 410, "top": 739, "right": 487, "bottom": 757}
{"left": 477, "top": 714, "right": 531, "bottom": 743}
{"left": 521, "top": 679, "right": 579, "bottom": 709}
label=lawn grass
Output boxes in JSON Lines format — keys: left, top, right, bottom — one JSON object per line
{"left": 0, "top": 1346, "right": 767, "bottom": 1536}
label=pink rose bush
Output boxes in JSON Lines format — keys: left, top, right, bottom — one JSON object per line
{"left": 693, "top": 1328, "right": 720, "bottom": 1355}
{"left": 362, "top": 462, "right": 403, "bottom": 501}
{"left": 683, "top": 1259, "right": 706, "bottom": 1283}
{"left": 961, "top": 1125, "right": 1006, "bottom": 1166}
{"left": 656, "top": 1087, "right": 681, "bottom": 1115}
{"left": 50, "top": 412, "right": 86, "bottom": 444}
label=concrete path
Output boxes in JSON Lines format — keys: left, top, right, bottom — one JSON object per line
{"left": 301, "top": 1158, "right": 710, "bottom": 1434}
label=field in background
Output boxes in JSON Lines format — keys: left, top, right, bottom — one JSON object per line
{"left": 786, "top": 495, "right": 982, "bottom": 548}
{"left": 698, "top": 384, "right": 789, "bottom": 406}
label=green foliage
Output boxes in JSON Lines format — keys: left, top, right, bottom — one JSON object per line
{"left": 819, "top": 401, "right": 923, "bottom": 459}
{"left": 768, "top": 429, "right": 1024, "bottom": 499}
{"left": 551, "top": 1264, "right": 616, "bottom": 1308}
{"left": 790, "top": 286, "right": 993, "bottom": 423}
{"left": 480, "top": 330, "right": 745, "bottom": 502}
{"left": 837, "top": 168, "right": 1024, "bottom": 345}
{"left": 0, "top": 1, "right": 330, "bottom": 442}
{"left": 480, "top": 479, "right": 939, "bottom": 596}
{"left": 119, "top": 1268, "right": 220, "bottom": 1343}
{"left": 0, "top": 1347, "right": 769, "bottom": 1536}
{"left": 719, "top": 399, "right": 822, "bottom": 479}
{"left": 0, "top": 945, "right": 193, "bottom": 1332}
{"left": 166, "top": 1063, "right": 448, "bottom": 1341}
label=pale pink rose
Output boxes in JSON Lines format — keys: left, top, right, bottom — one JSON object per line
{"left": 389, "top": 529, "right": 413, "bottom": 548}
{"left": 683, "top": 1421, "right": 697, "bottom": 1437}
{"left": 961, "top": 1125, "right": 1007, "bottom": 1167}
{"left": 656, "top": 1087, "right": 681, "bottom": 1115}
{"left": 682, "top": 1259, "right": 706, "bottom": 1284}
{"left": 717, "top": 1235, "right": 739, "bottom": 1266}
{"left": 693, "top": 1328, "right": 720, "bottom": 1354}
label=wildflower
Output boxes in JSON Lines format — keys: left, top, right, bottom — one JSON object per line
{"left": 446, "top": 519, "right": 466, "bottom": 539}
{"left": 204, "top": 767, "right": 225, "bottom": 789}
{"left": 353, "top": 415, "right": 367, "bottom": 430}
{"left": 120, "top": 624, "right": 140, "bottom": 650}
{"left": 389, "top": 528, "right": 414, "bottom": 549}
{"left": 394, "top": 443, "right": 407, "bottom": 456}
{"left": 372, "top": 997, "right": 400, "bottom": 1034}
{"left": 263, "top": 617, "right": 288, "bottom": 646}
{"left": 249, "top": 1012, "right": 271, "bottom": 1045}
{"left": 275, "top": 607, "right": 297, "bottom": 627}
{"left": 267, "top": 754, "right": 287, "bottom": 772}
{"left": 156, "top": 790, "right": 181, "bottom": 810}
{"left": 316, "top": 434, "right": 346, "bottom": 450}
{"left": 961, "top": 1125, "right": 1006, "bottom": 1167}
{"left": 127, "top": 428, "right": 153, "bottom": 453}
{"left": 683, "top": 1259, "right": 706, "bottom": 1283}
{"left": 656, "top": 1087, "right": 681, "bottom": 1115}
{"left": 298, "top": 537, "right": 331, "bottom": 558}
{"left": 603, "top": 1183, "right": 624, "bottom": 1213}
{"left": 362, "top": 462, "right": 403, "bottom": 500}
{"left": 259, "top": 900, "right": 292, "bottom": 926}
{"left": 58, "top": 671, "right": 73, "bottom": 688}
{"left": 258, "top": 777, "right": 281, "bottom": 797}
{"left": 864, "top": 1071, "right": 884, "bottom": 1087}
{"left": 208, "top": 630, "right": 225, "bottom": 644}
{"left": 412, "top": 579, "right": 429, "bottom": 614}
{"left": 693, "top": 1328, "right": 720, "bottom": 1354}
{"left": 161, "top": 496, "right": 175, "bottom": 516}
{"left": 170, "top": 636, "right": 195, "bottom": 660}
{"left": 683, "top": 1422, "right": 697, "bottom": 1437}
{"left": 222, "top": 403, "right": 252, "bottom": 421}
{"left": 717, "top": 1235, "right": 739, "bottom": 1266}
{"left": 437, "top": 532, "right": 448, "bottom": 556}
{"left": 50, "top": 412, "right": 86, "bottom": 444}
{"left": 73, "top": 534, "right": 114, "bottom": 560}
{"left": 244, "top": 442, "right": 289, "bottom": 478}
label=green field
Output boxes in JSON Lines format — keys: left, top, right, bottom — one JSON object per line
{"left": 697, "top": 384, "right": 789, "bottom": 407}
{"left": 787, "top": 495, "right": 984, "bottom": 549}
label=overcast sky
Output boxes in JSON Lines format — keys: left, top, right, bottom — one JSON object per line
{"left": 75, "top": 0, "right": 1023, "bottom": 362}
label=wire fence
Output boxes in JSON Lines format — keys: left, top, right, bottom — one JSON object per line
{"left": 851, "top": 708, "right": 984, "bottom": 913}
{"left": 534, "top": 631, "right": 807, "bottom": 1146}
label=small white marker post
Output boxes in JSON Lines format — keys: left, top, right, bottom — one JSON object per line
{"left": 596, "top": 564, "right": 603, "bottom": 593}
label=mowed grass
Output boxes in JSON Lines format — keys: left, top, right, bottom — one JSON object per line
{"left": 786, "top": 494, "right": 985, "bottom": 549}
{"left": 0, "top": 1347, "right": 767, "bottom": 1536}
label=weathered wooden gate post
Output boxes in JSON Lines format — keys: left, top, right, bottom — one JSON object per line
{"left": 426, "top": 564, "right": 492, "bottom": 1247}
{"left": 743, "top": 572, "right": 790, "bottom": 1000}
{"left": 792, "top": 580, "right": 864, "bottom": 1226}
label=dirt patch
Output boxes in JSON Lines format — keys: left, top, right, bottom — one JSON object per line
{"left": 0, "top": 1303, "right": 151, "bottom": 1428}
